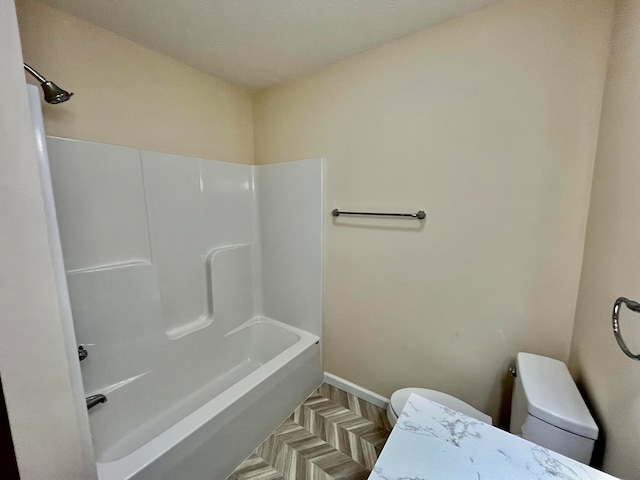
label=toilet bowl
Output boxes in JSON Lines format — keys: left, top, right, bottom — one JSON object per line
{"left": 387, "top": 387, "right": 492, "bottom": 427}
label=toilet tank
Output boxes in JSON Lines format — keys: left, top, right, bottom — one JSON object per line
{"left": 510, "top": 353, "right": 598, "bottom": 464}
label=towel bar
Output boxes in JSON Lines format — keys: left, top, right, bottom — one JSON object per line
{"left": 332, "top": 209, "right": 425, "bottom": 219}
{"left": 612, "top": 297, "right": 640, "bottom": 360}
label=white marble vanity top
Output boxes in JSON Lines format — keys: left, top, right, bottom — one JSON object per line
{"left": 370, "top": 393, "right": 618, "bottom": 480}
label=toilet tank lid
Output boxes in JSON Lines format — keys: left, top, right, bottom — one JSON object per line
{"left": 517, "top": 353, "right": 598, "bottom": 440}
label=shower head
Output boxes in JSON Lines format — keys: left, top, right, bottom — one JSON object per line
{"left": 40, "top": 80, "right": 74, "bottom": 104}
{"left": 23, "top": 63, "right": 73, "bottom": 104}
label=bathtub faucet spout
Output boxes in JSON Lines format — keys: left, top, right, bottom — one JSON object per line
{"left": 86, "top": 394, "right": 107, "bottom": 410}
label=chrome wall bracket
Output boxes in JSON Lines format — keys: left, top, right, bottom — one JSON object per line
{"left": 612, "top": 297, "right": 640, "bottom": 360}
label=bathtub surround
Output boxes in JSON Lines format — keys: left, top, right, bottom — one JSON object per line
{"left": 229, "top": 383, "right": 391, "bottom": 480}
{"left": 45, "top": 136, "right": 323, "bottom": 479}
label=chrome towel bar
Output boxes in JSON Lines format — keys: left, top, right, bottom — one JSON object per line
{"left": 332, "top": 209, "right": 426, "bottom": 220}
{"left": 612, "top": 297, "right": 640, "bottom": 360}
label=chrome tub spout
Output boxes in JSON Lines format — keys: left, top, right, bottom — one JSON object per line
{"left": 86, "top": 394, "right": 107, "bottom": 410}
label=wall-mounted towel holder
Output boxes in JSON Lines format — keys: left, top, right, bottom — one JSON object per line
{"left": 332, "top": 209, "right": 426, "bottom": 220}
{"left": 612, "top": 297, "right": 640, "bottom": 360}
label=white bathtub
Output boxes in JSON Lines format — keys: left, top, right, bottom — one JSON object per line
{"left": 95, "top": 318, "right": 322, "bottom": 480}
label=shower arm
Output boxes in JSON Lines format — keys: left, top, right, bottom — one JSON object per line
{"left": 23, "top": 63, "right": 47, "bottom": 84}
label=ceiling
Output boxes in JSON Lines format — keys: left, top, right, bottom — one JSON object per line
{"left": 40, "top": 0, "right": 501, "bottom": 90}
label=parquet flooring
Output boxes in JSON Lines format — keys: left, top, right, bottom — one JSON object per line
{"left": 228, "top": 383, "right": 392, "bottom": 480}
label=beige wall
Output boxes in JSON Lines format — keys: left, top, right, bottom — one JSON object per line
{"left": 0, "top": 1, "right": 96, "bottom": 477}
{"left": 15, "top": 0, "right": 254, "bottom": 164}
{"left": 254, "top": 0, "right": 613, "bottom": 422}
{"left": 569, "top": 1, "right": 640, "bottom": 478}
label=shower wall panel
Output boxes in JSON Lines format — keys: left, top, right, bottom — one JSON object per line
{"left": 46, "top": 139, "right": 151, "bottom": 271}
{"left": 141, "top": 152, "right": 209, "bottom": 337}
{"left": 47, "top": 136, "right": 324, "bottom": 348}
{"left": 47, "top": 137, "right": 258, "bottom": 343}
{"left": 257, "top": 159, "right": 324, "bottom": 337}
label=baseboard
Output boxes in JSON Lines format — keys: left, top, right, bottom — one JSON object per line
{"left": 323, "top": 372, "right": 389, "bottom": 409}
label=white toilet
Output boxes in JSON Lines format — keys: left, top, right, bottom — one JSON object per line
{"left": 387, "top": 387, "right": 492, "bottom": 426}
{"left": 510, "top": 352, "right": 598, "bottom": 464}
{"left": 387, "top": 352, "right": 598, "bottom": 465}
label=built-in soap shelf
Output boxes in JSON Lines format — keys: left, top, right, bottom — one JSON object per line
{"left": 66, "top": 260, "right": 152, "bottom": 275}
{"left": 64, "top": 246, "right": 255, "bottom": 341}
{"left": 165, "top": 243, "right": 253, "bottom": 340}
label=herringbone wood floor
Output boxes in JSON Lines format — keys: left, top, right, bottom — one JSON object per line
{"left": 228, "top": 383, "right": 392, "bottom": 480}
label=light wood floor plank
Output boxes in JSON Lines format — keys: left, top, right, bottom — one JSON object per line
{"left": 229, "top": 383, "right": 391, "bottom": 480}
{"left": 294, "top": 394, "right": 390, "bottom": 469}
{"left": 230, "top": 454, "right": 286, "bottom": 480}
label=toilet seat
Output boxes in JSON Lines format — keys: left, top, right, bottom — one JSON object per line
{"left": 388, "top": 388, "right": 492, "bottom": 426}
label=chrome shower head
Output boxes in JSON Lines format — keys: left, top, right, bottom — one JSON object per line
{"left": 40, "top": 80, "right": 74, "bottom": 104}
{"left": 23, "top": 63, "right": 73, "bottom": 104}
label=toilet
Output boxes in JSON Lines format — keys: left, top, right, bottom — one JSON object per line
{"left": 387, "top": 388, "right": 492, "bottom": 427}
{"left": 387, "top": 352, "right": 598, "bottom": 465}
{"left": 510, "top": 352, "right": 598, "bottom": 464}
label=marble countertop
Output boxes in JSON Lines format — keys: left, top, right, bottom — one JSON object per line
{"left": 370, "top": 393, "right": 618, "bottom": 480}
